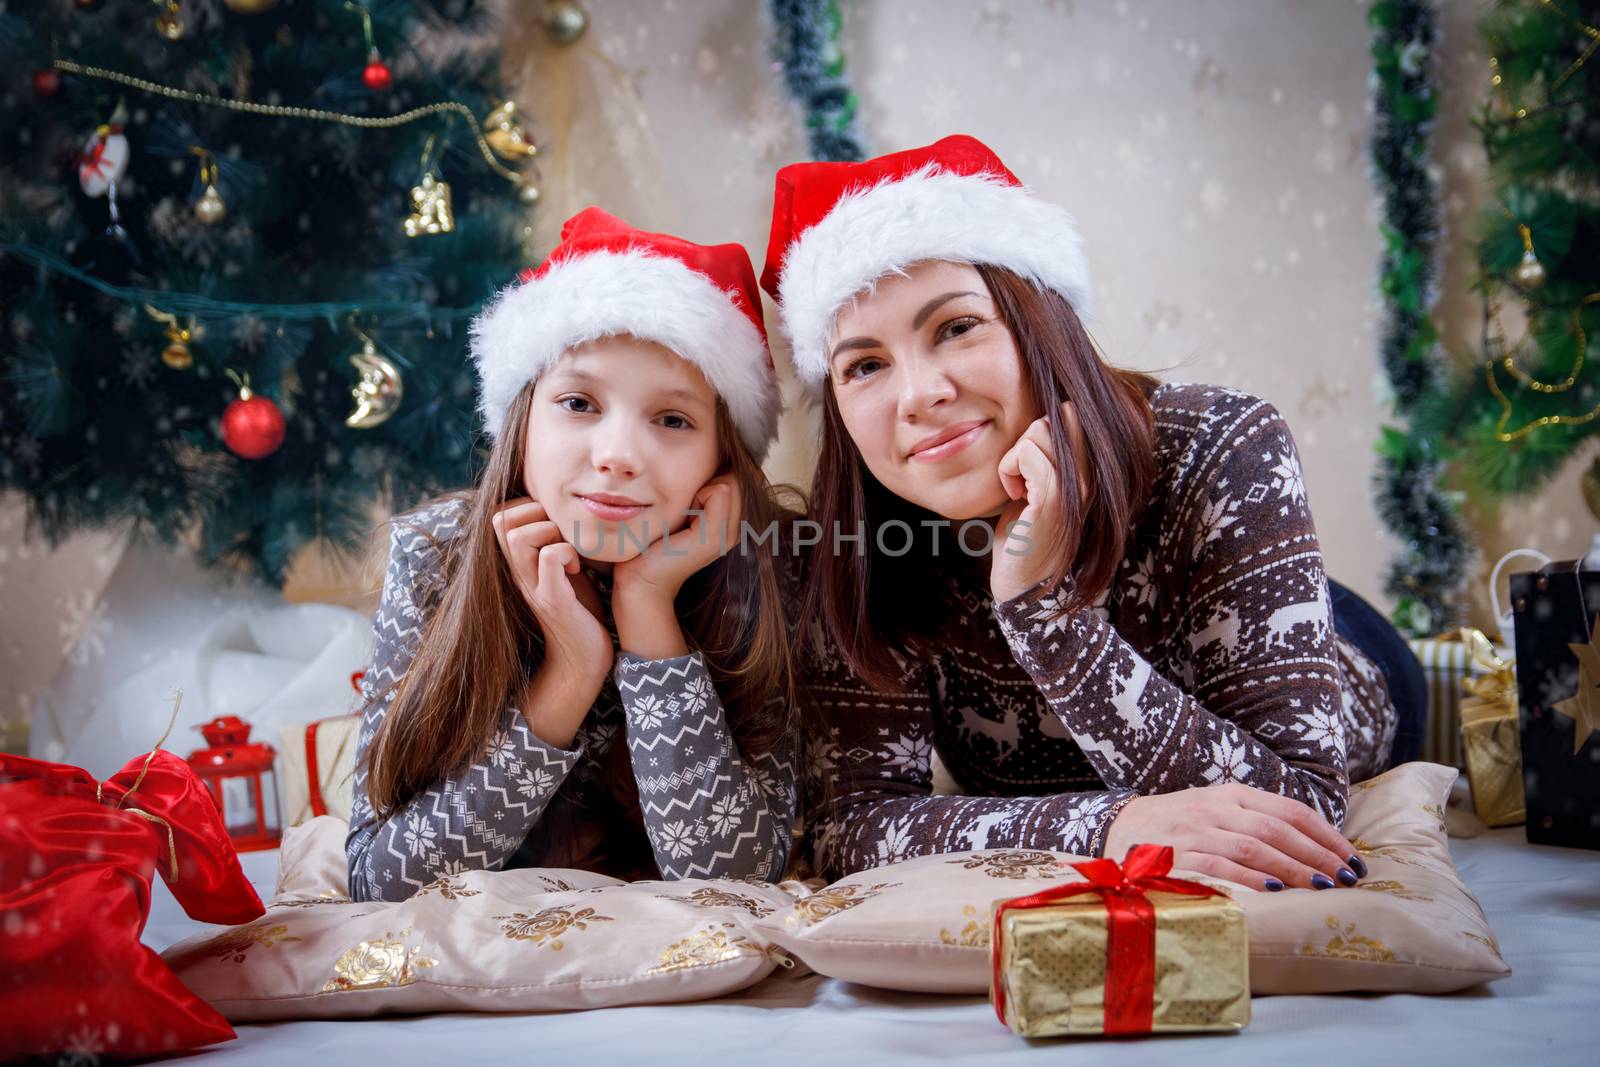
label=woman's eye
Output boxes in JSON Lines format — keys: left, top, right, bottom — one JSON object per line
{"left": 558, "top": 396, "right": 594, "bottom": 414}
{"left": 938, "top": 316, "right": 982, "bottom": 341}
{"left": 841, "top": 356, "right": 885, "bottom": 381}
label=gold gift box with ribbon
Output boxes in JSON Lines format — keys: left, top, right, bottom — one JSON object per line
{"left": 990, "top": 846, "right": 1250, "bottom": 1039}
{"left": 1458, "top": 628, "right": 1525, "bottom": 828}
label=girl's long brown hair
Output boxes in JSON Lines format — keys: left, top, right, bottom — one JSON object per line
{"left": 363, "top": 380, "right": 801, "bottom": 821}
{"left": 802, "top": 263, "right": 1160, "bottom": 691}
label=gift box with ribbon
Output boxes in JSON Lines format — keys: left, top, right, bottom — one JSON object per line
{"left": 1458, "top": 628, "right": 1526, "bottom": 828}
{"left": 989, "top": 844, "right": 1250, "bottom": 1039}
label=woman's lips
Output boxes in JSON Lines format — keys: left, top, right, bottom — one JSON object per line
{"left": 908, "top": 420, "right": 989, "bottom": 462}
{"left": 577, "top": 495, "right": 649, "bottom": 521}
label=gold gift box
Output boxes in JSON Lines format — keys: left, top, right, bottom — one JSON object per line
{"left": 1458, "top": 629, "right": 1525, "bottom": 828}
{"left": 992, "top": 890, "right": 1250, "bottom": 1038}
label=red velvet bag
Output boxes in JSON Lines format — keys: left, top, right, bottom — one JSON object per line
{"left": 0, "top": 748, "right": 265, "bottom": 1060}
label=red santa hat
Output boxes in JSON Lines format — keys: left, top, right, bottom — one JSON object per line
{"left": 471, "top": 207, "right": 781, "bottom": 462}
{"left": 760, "top": 134, "right": 1092, "bottom": 400}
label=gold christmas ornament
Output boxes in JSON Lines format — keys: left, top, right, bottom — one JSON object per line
{"left": 483, "top": 101, "right": 538, "bottom": 161}
{"left": 345, "top": 335, "right": 404, "bottom": 429}
{"left": 146, "top": 304, "right": 202, "bottom": 370}
{"left": 404, "top": 172, "right": 454, "bottom": 236}
{"left": 543, "top": 0, "right": 588, "bottom": 45}
{"left": 191, "top": 149, "right": 227, "bottom": 225}
{"left": 195, "top": 184, "right": 227, "bottom": 224}
{"left": 404, "top": 136, "right": 454, "bottom": 237}
{"left": 1513, "top": 248, "right": 1547, "bottom": 289}
{"left": 222, "top": 0, "right": 280, "bottom": 12}
{"left": 1507, "top": 220, "right": 1545, "bottom": 289}
{"left": 162, "top": 340, "right": 193, "bottom": 370}
{"left": 1552, "top": 620, "right": 1600, "bottom": 755}
{"left": 153, "top": 0, "right": 185, "bottom": 40}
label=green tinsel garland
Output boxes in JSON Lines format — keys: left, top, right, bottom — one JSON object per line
{"left": 769, "top": 0, "right": 865, "bottom": 163}
{"left": 1369, "top": 0, "right": 1472, "bottom": 635}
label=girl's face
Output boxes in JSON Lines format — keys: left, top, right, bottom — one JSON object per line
{"left": 525, "top": 335, "right": 722, "bottom": 562}
{"left": 827, "top": 260, "right": 1036, "bottom": 520}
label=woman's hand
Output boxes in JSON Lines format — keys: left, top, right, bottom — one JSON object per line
{"left": 1101, "top": 783, "right": 1367, "bottom": 892}
{"left": 991, "top": 401, "right": 1090, "bottom": 604}
{"left": 493, "top": 498, "right": 613, "bottom": 743}
{"left": 611, "top": 472, "right": 741, "bottom": 660}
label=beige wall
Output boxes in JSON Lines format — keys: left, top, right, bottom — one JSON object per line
{"left": 5, "top": 0, "right": 1595, "bottom": 750}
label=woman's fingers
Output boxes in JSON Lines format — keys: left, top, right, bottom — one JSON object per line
{"left": 1208, "top": 828, "right": 1333, "bottom": 889}
{"left": 1225, "top": 808, "right": 1351, "bottom": 885}
{"left": 1231, "top": 785, "right": 1360, "bottom": 876}
{"left": 1173, "top": 851, "right": 1289, "bottom": 894}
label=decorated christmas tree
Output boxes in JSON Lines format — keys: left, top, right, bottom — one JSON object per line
{"left": 1448, "top": 0, "right": 1600, "bottom": 520}
{"left": 0, "top": 0, "right": 548, "bottom": 583}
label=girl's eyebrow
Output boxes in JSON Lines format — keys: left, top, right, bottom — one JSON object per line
{"left": 549, "top": 367, "right": 710, "bottom": 410}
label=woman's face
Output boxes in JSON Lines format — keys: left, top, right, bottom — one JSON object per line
{"left": 524, "top": 335, "right": 722, "bottom": 562}
{"left": 827, "top": 260, "right": 1036, "bottom": 520}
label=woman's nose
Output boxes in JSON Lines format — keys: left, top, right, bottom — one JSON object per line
{"left": 898, "top": 355, "right": 958, "bottom": 419}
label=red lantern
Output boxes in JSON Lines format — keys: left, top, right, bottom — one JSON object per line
{"left": 187, "top": 715, "right": 281, "bottom": 852}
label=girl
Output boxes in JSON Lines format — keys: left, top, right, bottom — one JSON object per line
{"left": 347, "top": 208, "right": 799, "bottom": 902}
{"left": 761, "top": 136, "right": 1421, "bottom": 892}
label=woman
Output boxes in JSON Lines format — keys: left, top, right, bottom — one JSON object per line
{"left": 763, "top": 136, "right": 1415, "bottom": 892}
{"left": 346, "top": 208, "right": 800, "bottom": 902}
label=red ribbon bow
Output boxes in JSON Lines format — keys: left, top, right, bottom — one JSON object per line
{"left": 991, "top": 844, "right": 1222, "bottom": 1035}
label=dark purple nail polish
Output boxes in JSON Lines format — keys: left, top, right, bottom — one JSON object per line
{"left": 1311, "top": 873, "right": 1336, "bottom": 890}
{"left": 1348, "top": 854, "right": 1369, "bottom": 878}
{"left": 1337, "top": 867, "right": 1358, "bottom": 887}
{"left": 1264, "top": 878, "right": 1285, "bottom": 892}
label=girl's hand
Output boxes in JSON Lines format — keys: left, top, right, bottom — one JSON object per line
{"left": 612, "top": 472, "right": 742, "bottom": 610}
{"left": 991, "top": 401, "right": 1090, "bottom": 604}
{"left": 1101, "top": 783, "right": 1366, "bottom": 892}
{"left": 492, "top": 498, "right": 612, "bottom": 692}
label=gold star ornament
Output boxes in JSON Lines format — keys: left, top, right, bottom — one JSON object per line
{"left": 1552, "top": 621, "right": 1600, "bottom": 755}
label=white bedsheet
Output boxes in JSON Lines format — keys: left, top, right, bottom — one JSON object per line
{"left": 140, "top": 826, "right": 1598, "bottom": 1066}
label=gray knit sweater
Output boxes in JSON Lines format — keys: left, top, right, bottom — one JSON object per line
{"left": 345, "top": 497, "right": 799, "bottom": 902}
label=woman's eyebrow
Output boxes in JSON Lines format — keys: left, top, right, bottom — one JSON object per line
{"left": 829, "top": 336, "right": 881, "bottom": 365}
{"left": 911, "top": 291, "right": 981, "bottom": 330}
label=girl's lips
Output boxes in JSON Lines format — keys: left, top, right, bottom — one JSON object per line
{"left": 577, "top": 496, "right": 648, "bottom": 521}
{"left": 909, "top": 420, "right": 989, "bottom": 463}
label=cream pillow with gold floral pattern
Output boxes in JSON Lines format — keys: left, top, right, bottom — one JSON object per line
{"left": 753, "top": 762, "right": 1511, "bottom": 996}
{"left": 162, "top": 816, "right": 806, "bottom": 1021}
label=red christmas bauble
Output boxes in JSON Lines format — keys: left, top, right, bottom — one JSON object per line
{"left": 32, "top": 69, "right": 61, "bottom": 97}
{"left": 362, "top": 59, "right": 393, "bottom": 92}
{"left": 222, "top": 393, "right": 286, "bottom": 459}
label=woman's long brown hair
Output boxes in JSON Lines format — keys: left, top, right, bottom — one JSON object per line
{"left": 802, "top": 263, "right": 1160, "bottom": 691}
{"left": 363, "top": 380, "right": 801, "bottom": 820}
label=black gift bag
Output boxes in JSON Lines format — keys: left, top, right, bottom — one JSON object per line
{"left": 1511, "top": 561, "right": 1600, "bottom": 851}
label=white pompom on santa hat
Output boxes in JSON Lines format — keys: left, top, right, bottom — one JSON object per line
{"left": 760, "top": 134, "right": 1092, "bottom": 401}
{"left": 471, "top": 206, "right": 782, "bottom": 463}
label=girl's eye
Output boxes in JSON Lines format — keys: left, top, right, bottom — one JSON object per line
{"left": 938, "top": 316, "right": 982, "bottom": 342}
{"left": 658, "top": 413, "right": 693, "bottom": 431}
{"left": 557, "top": 396, "right": 594, "bottom": 414}
{"left": 840, "top": 355, "right": 885, "bottom": 382}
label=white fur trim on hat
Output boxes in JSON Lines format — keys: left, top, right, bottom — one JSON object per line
{"left": 470, "top": 248, "right": 781, "bottom": 463}
{"left": 776, "top": 166, "right": 1092, "bottom": 400}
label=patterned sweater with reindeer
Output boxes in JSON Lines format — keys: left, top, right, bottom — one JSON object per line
{"left": 345, "top": 496, "right": 801, "bottom": 902}
{"left": 804, "top": 382, "right": 1395, "bottom": 879}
